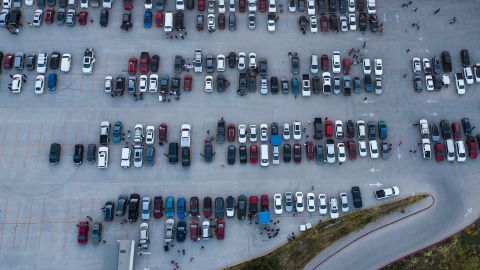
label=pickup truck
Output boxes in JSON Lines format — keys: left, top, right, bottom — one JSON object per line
{"left": 180, "top": 124, "right": 191, "bottom": 148}
{"left": 375, "top": 186, "right": 399, "bottom": 200}
{"left": 97, "top": 146, "right": 109, "bottom": 169}
{"left": 216, "top": 118, "right": 225, "bottom": 144}
{"left": 121, "top": 147, "right": 131, "bottom": 168}
{"left": 134, "top": 124, "right": 144, "bottom": 143}
{"left": 194, "top": 49, "right": 203, "bottom": 73}
{"left": 99, "top": 121, "right": 110, "bottom": 145}
{"left": 159, "top": 75, "right": 169, "bottom": 101}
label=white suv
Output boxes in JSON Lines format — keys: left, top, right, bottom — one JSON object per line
{"left": 332, "top": 51, "right": 341, "bottom": 73}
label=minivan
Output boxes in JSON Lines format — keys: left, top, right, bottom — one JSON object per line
{"left": 260, "top": 144, "right": 269, "bottom": 167}
{"left": 445, "top": 139, "right": 455, "bottom": 162}
{"left": 164, "top": 11, "right": 173, "bottom": 32}
{"left": 311, "top": 54, "right": 319, "bottom": 74}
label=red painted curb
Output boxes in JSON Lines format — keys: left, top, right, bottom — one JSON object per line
{"left": 312, "top": 195, "right": 435, "bottom": 270}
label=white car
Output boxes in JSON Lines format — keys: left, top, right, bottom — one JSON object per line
{"left": 422, "top": 58, "right": 431, "bottom": 74}
{"left": 293, "top": 121, "right": 301, "bottom": 140}
{"left": 363, "top": 58, "right": 372, "bottom": 75}
{"left": 374, "top": 58, "right": 383, "bottom": 75}
{"left": 326, "top": 140, "right": 336, "bottom": 163}
{"left": 367, "top": 0, "right": 376, "bottom": 14}
{"left": 238, "top": 124, "right": 247, "bottom": 143}
{"left": 358, "top": 140, "right": 367, "bottom": 157}
{"left": 307, "top": 0, "right": 315, "bottom": 15}
{"left": 283, "top": 123, "right": 291, "bottom": 140}
{"left": 260, "top": 78, "right": 268, "bottom": 94}
{"left": 318, "top": 194, "right": 327, "bottom": 215}
{"left": 249, "top": 124, "right": 257, "bottom": 142}
{"left": 464, "top": 67, "right": 474, "bottom": 85}
{"left": 295, "top": 192, "right": 304, "bottom": 213}
{"left": 10, "top": 74, "right": 22, "bottom": 94}
{"left": 176, "top": 0, "right": 184, "bottom": 10}
{"left": 302, "top": 76, "right": 311, "bottom": 96}
{"left": 272, "top": 146, "right": 280, "bottom": 165}
{"left": 139, "top": 223, "right": 149, "bottom": 248}
{"left": 149, "top": 74, "right": 158, "bottom": 92}
{"left": 145, "top": 126, "right": 155, "bottom": 145}
{"left": 104, "top": 76, "right": 113, "bottom": 93}
{"left": 348, "top": 0, "right": 355, "bottom": 12}
{"left": 369, "top": 140, "right": 379, "bottom": 159}
{"left": 248, "top": 0, "right": 256, "bottom": 11}
{"left": 133, "top": 147, "right": 143, "bottom": 168}
{"left": 121, "top": 147, "right": 131, "bottom": 168}
{"left": 268, "top": 0, "right": 276, "bottom": 12}
{"left": 288, "top": 0, "right": 296, "bottom": 12}
{"left": 141, "top": 197, "right": 151, "bottom": 220}
{"left": 337, "top": 142, "right": 346, "bottom": 163}
{"left": 335, "top": 120, "right": 343, "bottom": 138}
{"left": 274, "top": 194, "right": 283, "bottom": 214}
{"left": 322, "top": 72, "right": 331, "bottom": 94}
{"left": 134, "top": 124, "right": 144, "bottom": 143}
{"left": 455, "top": 73, "right": 465, "bottom": 95}
{"left": 228, "top": 0, "right": 235, "bottom": 11}
{"left": 25, "top": 0, "right": 33, "bottom": 6}
{"left": 357, "top": 120, "right": 366, "bottom": 139}
{"left": 139, "top": 75, "right": 148, "bottom": 93}
{"left": 422, "top": 138, "right": 431, "bottom": 159}
{"left": 310, "top": 15, "right": 318, "bottom": 33}
{"left": 218, "top": 0, "right": 226, "bottom": 12}
{"left": 455, "top": 140, "right": 466, "bottom": 162}
{"left": 375, "top": 186, "right": 400, "bottom": 200}
{"left": 32, "top": 9, "right": 43, "bottom": 27}
{"left": 238, "top": 52, "right": 246, "bottom": 71}
{"left": 35, "top": 75, "right": 45, "bottom": 95}
{"left": 348, "top": 13, "right": 356, "bottom": 31}
{"left": 201, "top": 220, "right": 210, "bottom": 240}
{"left": 2, "top": 0, "right": 11, "bottom": 9}
{"left": 307, "top": 193, "right": 315, "bottom": 212}
{"left": 82, "top": 50, "right": 96, "bottom": 74}
{"left": 332, "top": 51, "right": 341, "bottom": 73}
{"left": 412, "top": 57, "right": 421, "bottom": 74}
{"left": 340, "top": 193, "right": 349, "bottom": 212}
{"left": 445, "top": 139, "right": 455, "bottom": 162}
{"left": 60, "top": 54, "right": 72, "bottom": 72}
{"left": 340, "top": 15, "right": 348, "bottom": 32}
{"left": 419, "top": 119, "right": 429, "bottom": 138}
{"left": 329, "top": 197, "right": 339, "bottom": 219}
{"left": 97, "top": 146, "right": 109, "bottom": 168}
{"left": 267, "top": 15, "right": 276, "bottom": 32}
{"left": 311, "top": 54, "right": 319, "bottom": 74}
{"left": 217, "top": 54, "right": 225, "bottom": 72}
{"left": 260, "top": 124, "right": 268, "bottom": 142}
{"left": 165, "top": 219, "right": 175, "bottom": 243}
{"left": 80, "top": 0, "right": 88, "bottom": 8}
{"left": 425, "top": 75, "right": 434, "bottom": 91}
{"left": 145, "top": 0, "right": 153, "bottom": 9}
{"left": 204, "top": 75, "right": 213, "bottom": 92}
{"left": 103, "top": 0, "right": 112, "bottom": 8}
{"left": 207, "top": 13, "right": 215, "bottom": 30}
{"left": 248, "top": 53, "right": 257, "bottom": 69}
{"left": 37, "top": 53, "right": 47, "bottom": 74}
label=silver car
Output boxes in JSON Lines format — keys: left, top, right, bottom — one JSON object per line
{"left": 285, "top": 192, "right": 293, "bottom": 212}
{"left": 134, "top": 147, "right": 143, "bottom": 168}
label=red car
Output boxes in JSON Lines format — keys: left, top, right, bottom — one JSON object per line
{"left": 3, "top": 53, "right": 14, "bottom": 70}
{"left": 158, "top": 123, "right": 167, "bottom": 143}
{"left": 77, "top": 221, "right": 89, "bottom": 245}
{"left": 320, "top": 16, "right": 329, "bottom": 32}
{"left": 260, "top": 194, "right": 268, "bottom": 211}
{"left": 45, "top": 8, "right": 55, "bottom": 24}
{"left": 451, "top": 122, "right": 461, "bottom": 139}
{"left": 239, "top": 0, "right": 246, "bottom": 12}
{"left": 189, "top": 196, "right": 199, "bottom": 217}
{"left": 128, "top": 57, "right": 137, "bottom": 75}
{"left": 346, "top": 140, "right": 357, "bottom": 160}
{"left": 216, "top": 219, "right": 225, "bottom": 240}
{"left": 320, "top": 54, "right": 329, "bottom": 71}
{"left": 250, "top": 145, "right": 258, "bottom": 164}
{"left": 198, "top": 0, "right": 205, "bottom": 11}
{"left": 79, "top": 12, "right": 88, "bottom": 25}
{"left": 155, "top": 12, "right": 164, "bottom": 27}
{"left": 293, "top": 143, "right": 302, "bottom": 163}
{"left": 466, "top": 138, "right": 478, "bottom": 158}
{"left": 153, "top": 196, "right": 163, "bottom": 218}
{"left": 190, "top": 220, "right": 199, "bottom": 241}
{"left": 184, "top": 75, "right": 192, "bottom": 91}
{"left": 343, "top": 58, "right": 352, "bottom": 74}
{"left": 258, "top": 0, "right": 267, "bottom": 12}
{"left": 227, "top": 124, "right": 235, "bottom": 141}
{"left": 123, "top": 0, "right": 133, "bottom": 10}
{"left": 139, "top": 52, "right": 150, "bottom": 73}
{"left": 434, "top": 143, "right": 444, "bottom": 162}
{"left": 306, "top": 142, "right": 314, "bottom": 161}
{"left": 248, "top": 196, "right": 258, "bottom": 214}
{"left": 325, "top": 120, "right": 334, "bottom": 137}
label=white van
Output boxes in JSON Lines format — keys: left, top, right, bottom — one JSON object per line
{"left": 121, "top": 147, "right": 131, "bottom": 168}
{"left": 260, "top": 144, "right": 269, "bottom": 167}
{"left": 102, "top": 0, "right": 112, "bottom": 8}
{"left": 164, "top": 11, "right": 173, "bottom": 32}
{"left": 97, "top": 146, "right": 109, "bottom": 168}
{"left": 445, "top": 139, "right": 455, "bottom": 162}
{"left": 422, "top": 138, "right": 431, "bottom": 159}
{"left": 60, "top": 54, "right": 71, "bottom": 73}
{"left": 311, "top": 54, "right": 319, "bottom": 74}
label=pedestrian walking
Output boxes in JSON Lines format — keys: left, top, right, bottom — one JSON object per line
{"left": 416, "top": 25, "right": 420, "bottom": 30}
{"left": 86, "top": 216, "right": 92, "bottom": 221}
{"left": 403, "top": 74, "right": 407, "bottom": 78}
{"left": 449, "top": 17, "right": 456, "bottom": 24}
{"left": 181, "top": 35, "right": 184, "bottom": 40}
{"left": 406, "top": 48, "right": 411, "bottom": 53}
{"left": 411, "top": 22, "right": 416, "bottom": 27}
{"left": 399, "top": 141, "right": 403, "bottom": 146}
{"left": 363, "top": 97, "right": 368, "bottom": 101}
{"left": 184, "top": 31, "right": 188, "bottom": 36}
{"left": 412, "top": 6, "right": 417, "bottom": 12}
{"left": 434, "top": 8, "right": 440, "bottom": 15}
{"left": 363, "top": 41, "right": 366, "bottom": 48}
{"left": 413, "top": 150, "right": 417, "bottom": 154}
{"left": 408, "top": 1, "right": 412, "bottom": 5}
{"left": 402, "top": 3, "right": 407, "bottom": 8}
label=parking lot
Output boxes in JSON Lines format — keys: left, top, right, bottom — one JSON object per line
{"left": 1, "top": 0, "right": 480, "bottom": 269}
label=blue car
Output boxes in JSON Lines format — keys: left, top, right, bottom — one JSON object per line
{"left": 177, "top": 197, "right": 186, "bottom": 218}
{"left": 112, "top": 121, "right": 122, "bottom": 143}
{"left": 291, "top": 78, "right": 299, "bottom": 95}
{"left": 378, "top": 121, "right": 388, "bottom": 140}
{"left": 144, "top": 10, "right": 153, "bottom": 28}
{"left": 156, "top": 0, "right": 165, "bottom": 11}
{"left": 48, "top": 74, "right": 57, "bottom": 91}
{"left": 165, "top": 196, "right": 175, "bottom": 217}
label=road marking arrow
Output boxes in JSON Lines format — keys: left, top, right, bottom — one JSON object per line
{"left": 428, "top": 112, "right": 439, "bottom": 117}
{"left": 363, "top": 113, "right": 375, "bottom": 117}
{"left": 369, "top": 168, "right": 382, "bottom": 173}
{"left": 426, "top": 99, "right": 438, "bottom": 103}
{"left": 464, "top": 208, "right": 473, "bottom": 217}
{"left": 395, "top": 14, "right": 399, "bottom": 24}
{"left": 369, "top": 182, "right": 383, "bottom": 187}
{"left": 363, "top": 100, "right": 376, "bottom": 104}
{"left": 397, "top": 145, "right": 402, "bottom": 159}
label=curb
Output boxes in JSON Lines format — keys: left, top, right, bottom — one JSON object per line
{"left": 312, "top": 194, "right": 435, "bottom": 269}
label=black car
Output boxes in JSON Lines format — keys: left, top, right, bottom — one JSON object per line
{"left": 73, "top": 144, "right": 84, "bottom": 165}
{"left": 461, "top": 118, "right": 472, "bottom": 137}
{"left": 358, "top": 12, "right": 367, "bottom": 32}
{"left": 368, "top": 14, "right": 379, "bottom": 32}
{"left": 315, "top": 144, "right": 324, "bottom": 164}
{"left": 171, "top": 77, "right": 181, "bottom": 94}
{"left": 25, "top": 54, "right": 37, "bottom": 71}
{"left": 440, "top": 120, "right": 452, "bottom": 140}
{"left": 460, "top": 49, "right": 470, "bottom": 67}
{"left": 298, "top": 0, "right": 305, "bottom": 12}
{"left": 176, "top": 220, "right": 187, "bottom": 242}
{"left": 367, "top": 122, "right": 376, "bottom": 140}
{"left": 228, "top": 52, "right": 236, "bottom": 68}
{"left": 181, "top": 147, "right": 190, "bottom": 167}
{"left": 216, "top": 118, "right": 226, "bottom": 144}
{"left": 226, "top": 196, "right": 235, "bottom": 217}
{"left": 283, "top": 143, "right": 292, "bottom": 162}
{"left": 146, "top": 145, "right": 155, "bottom": 166}
{"left": 49, "top": 143, "right": 61, "bottom": 165}
{"left": 328, "top": 0, "right": 336, "bottom": 12}
{"left": 218, "top": 13, "right": 225, "bottom": 30}
{"left": 205, "top": 54, "right": 215, "bottom": 73}
{"left": 86, "top": 144, "right": 96, "bottom": 163}
{"left": 237, "top": 195, "right": 247, "bottom": 220}
{"left": 196, "top": 14, "right": 204, "bottom": 31}
{"left": 317, "top": 0, "right": 327, "bottom": 14}
{"left": 329, "top": 14, "right": 338, "bottom": 31}
{"left": 150, "top": 55, "right": 160, "bottom": 72}
{"left": 351, "top": 186, "right": 363, "bottom": 208}
{"left": 431, "top": 122, "right": 440, "bottom": 141}
{"left": 312, "top": 76, "right": 321, "bottom": 94}
{"left": 214, "top": 197, "right": 224, "bottom": 219}
{"left": 128, "top": 193, "right": 140, "bottom": 222}
{"left": 346, "top": 120, "right": 355, "bottom": 138}
{"left": 49, "top": 52, "right": 61, "bottom": 69}
{"left": 116, "top": 194, "right": 128, "bottom": 216}
{"left": 104, "top": 201, "right": 115, "bottom": 221}
{"left": 271, "top": 122, "right": 279, "bottom": 135}
{"left": 202, "top": 141, "right": 214, "bottom": 163}
{"left": 238, "top": 72, "right": 247, "bottom": 94}
{"left": 259, "top": 58, "right": 268, "bottom": 76}
{"left": 432, "top": 56, "right": 442, "bottom": 75}
{"left": 413, "top": 75, "right": 423, "bottom": 92}
{"left": 217, "top": 74, "right": 225, "bottom": 92}
{"left": 186, "top": 0, "right": 194, "bottom": 9}
{"left": 314, "top": 118, "right": 323, "bottom": 139}
{"left": 338, "top": 0, "right": 347, "bottom": 13}
{"left": 174, "top": 55, "right": 183, "bottom": 74}
{"left": 239, "top": 145, "right": 247, "bottom": 164}
{"left": 58, "top": 0, "right": 66, "bottom": 7}
{"left": 270, "top": 76, "right": 279, "bottom": 94}
{"left": 203, "top": 197, "right": 212, "bottom": 217}
{"left": 441, "top": 51, "right": 452, "bottom": 72}
{"left": 100, "top": 8, "right": 109, "bottom": 27}
{"left": 48, "top": 0, "right": 56, "bottom": 6}
{"left": 167, "top": 142, "right": 178, "bottom": 164}
{"left": 248, "top": 72, "right": 256, "bottom": 92}
{"left": 364, "top": 74, "right": 372, "bottom": 92}
{"left": 433, "top": 74, "right": 443, "bottom": 90}
{"left": 115, "top": 76, "right": 125, "bottom": 96}
{"left": 121, "top": 11, "right": 132, "bottom": 31}
{"left": 174, "top": 11, "right": 184, "bottom": 30}
{"left": 291, "top": 54, "right": 299, "bottom": 74}
{"left": 227, "top": 145, "right": 236, "bottom": 165}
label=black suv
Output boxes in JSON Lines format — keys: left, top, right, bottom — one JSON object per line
{"left": 49, "top": 52, "right": 61, "bottom": 69}
{"left": 239, "top": 145, "right": 247, "bottom": 164}
{"left": 283, "top": 144, "right": 291, "bottom": 162}
{"left": 49, "top": 143, "right": 61, "bottom": 165}
{"left": 214, "top": 197, "right": 224, "bottom": 219}
{"left": 203, "top": 141, "right": 214, "bottom": 163}
{"left": 216, "top": 118, "right": 226, "bottom": 144}
{"left": 441, "top": 51, "right": 452, "bottom": 72}
{"left": 227, "top": 145, "right": 236, "bottom": 165}
{"left": 440, "top": 120, "right": 452, "bottom": 140}
{"left": 351, "top": 186, "right": 363, "bottom": 208}
{"left": 128, "top": 193, "right": 140, "bottom": 222}
{"left": 181, "top": 147, "right": 190, "bottom": 167}
{"left": 167, "top": 142, "right": 178, "bottom": 164}
{"left": 121, "top": 11, "right": 132, "bottom": 31}
{"left": 237, "top": 195, "right": 247, "bottom": 220}
{"left": 314, "top": 118, "right": 323, "bottom": 139}
{"left": 104, "top": 201, "right": 115, "bottom": 221}
{"left": 73, "top": 144, "right": 84, "bottom": 165}
{"left": 86, "top": 144, "right": 96, "bottom": 163}
{"left": 460, "top": 49, "right": 470, "bottom": 67}
{"left": 270, "top": 76, "right": 279, "bottom": 94}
